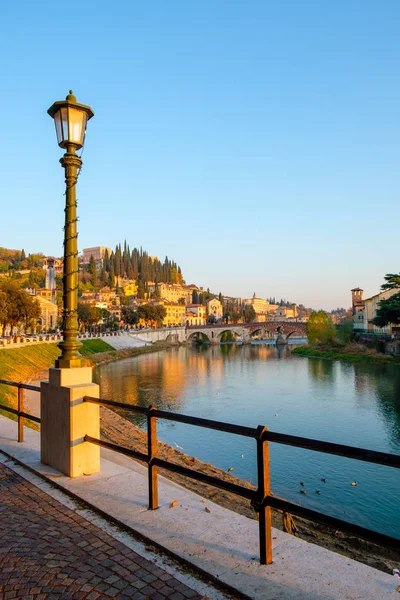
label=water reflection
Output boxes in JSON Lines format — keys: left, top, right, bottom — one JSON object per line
{"left": 354, "top": 364, "right": 400, "bottom": 452}
{"left": 307, "top": 357, "right": 336, "bottom": 385}
{"left": 94, "top": 344, "right": 400, "bottom": 537}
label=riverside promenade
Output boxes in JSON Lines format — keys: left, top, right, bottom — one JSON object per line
{"left": 0, "top": 461, "right": 211, "bottom": 600}
{"left": 0, "top": 416, "right": 398, "bottom": 600}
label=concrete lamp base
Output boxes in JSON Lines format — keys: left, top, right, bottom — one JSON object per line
{"left": 40, "top": 367, "right": 100, "bottom": 477}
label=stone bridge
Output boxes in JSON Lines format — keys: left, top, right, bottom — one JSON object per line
{"left": 185, "top": 322, "right": 307, "bottom": 345}
{"left": 123, "top": 322, "right": 306, "bottom": 346}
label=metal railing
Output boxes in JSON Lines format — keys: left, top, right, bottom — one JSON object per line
{"left": 0, "top": 379, "right": 41, "bottom": 442}
{"left": 0, "top": 378, "right": 398, "bottom": 565}
{"left": 83, "top": 395, "right": 400, "bottom": 565}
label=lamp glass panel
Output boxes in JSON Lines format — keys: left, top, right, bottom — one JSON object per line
{"left": 68, "top": 107, "right": 86, "bottom": 146}
{"left": 81, "top": 113, "right": 89, "bottom": 147}
{"left": 54, "top": 110, "right": 63, "bottom": 146}
{"left": 61, "top": 107, "right": 69, "bottom": 143}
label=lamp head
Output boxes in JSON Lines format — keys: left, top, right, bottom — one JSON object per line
{"left": 48, "top": 90, "right": 94, "bottom": 150}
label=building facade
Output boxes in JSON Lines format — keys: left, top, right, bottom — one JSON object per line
{"left": 351, "top": 288, "right": 365, "bottom": 330}
{"left": 162, "top": 303, "right": 186, "bottom": 327}
{"left": 363, "top": 288, "right": 398, "bottom": 334}
{"left": 207, "top": 298, "right": 223, "bottom": 319}
{"left": 35, "top": 296, "right": 59, "bottom": 332}
{"left": 82, "top": 246, "right": 112, "bottom": 265}
{"left": 274, "top": 305, "right": 298, "bottom": 321}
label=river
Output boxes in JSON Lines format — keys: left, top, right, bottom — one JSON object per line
{"left": 94, "top": 342, "right": 400, "bottom": 539}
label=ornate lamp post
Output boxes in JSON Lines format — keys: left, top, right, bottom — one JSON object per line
{"left": 48, "top": 91, "right": 94, "bottom": 368}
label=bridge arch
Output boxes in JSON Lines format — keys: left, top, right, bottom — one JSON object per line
{"left": 217, "top": 329, "right": 242, "bottom": 343}
{"left": 249, "top": 328, "right": 274, "bottom": 340}
{"left": 186, "top": 331, "right": 212, "bottom": 344}
{"left": 286, "top": 330, "right": 307, "bottom": 341}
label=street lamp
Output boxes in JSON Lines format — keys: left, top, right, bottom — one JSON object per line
{"left": 48, "top": 91, "right": 94, "bottom": 368}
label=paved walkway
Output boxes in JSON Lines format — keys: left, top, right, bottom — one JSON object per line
{"left": 0, "top": 462, "right": 205, "bottom": 600}
{"left": 1, "top": 418, "right": 398, "bottom": 600}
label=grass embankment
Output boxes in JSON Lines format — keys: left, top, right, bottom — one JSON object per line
{"left": 0, "top": 339, "right": 167, "bottom": 424}
{"left": 292, "top": 343, "right": 400, "bottom": 365}
{"left": 0, "top": 339, "right": 115, "bottom": 423}
{"left": 80, "top": 338, "right": 114, "bottom": 356}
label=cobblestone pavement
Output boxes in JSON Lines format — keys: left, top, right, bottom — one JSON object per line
{"left": 0, "top": 463, "right": 205, "bottom": 599}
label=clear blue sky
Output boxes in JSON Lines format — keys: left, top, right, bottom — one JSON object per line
{"left": 1, "top": 1, "right": 399, "bottom": 310}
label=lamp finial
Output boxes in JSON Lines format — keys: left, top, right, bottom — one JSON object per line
{"left": 66, "top": 90, "right": 77, "bottom": 102}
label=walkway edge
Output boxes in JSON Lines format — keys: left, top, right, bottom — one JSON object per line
{"left": 0, "top": 445, "right": 250, "bottom": 600}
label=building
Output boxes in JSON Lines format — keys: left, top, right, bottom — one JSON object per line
{"left": 44, "top": 258, "right": 57, "bottom": 303}
{"left": 94, "top": 301, "right": 108, "bottom": 310}
{"left": 120, "top": 281, "right": 138, "bottom": 297}
{"left": 107, "top": 305, "right": 122, "bottom": 323}
{"left": 35, "top": 296, "right": 59, "bottom": 332}
{"left": 207, "top": 298, "right": 223, "bottom": 320}
{"left": 243, "top": 294, "right": 273, "bottom": 321}
{"left": 147, "top": 282, "right": 188, "bottom": 304}
{"left": 359, "top": 288, "right": 398, "bottom": 335}
{"left": 162, "top": 303, "right": 186, "bottom": 327}
{"left": 274, "top": 305, "right": 298, "bottom": 321}
{"left": 351, "top": 288, "right": 365, "bottom": 330}
{"left": 26, "top": 288, "right": 54, "bottom": 303}
{"left": 185, "top": 284, "right": 199, "bottom": 304}
{"left": 82, "top": 246, "right": 112, "bottom": 265}
{"left": 42, "top": 257, "right": 63, "bottom": 275}
{"left": 185, "top": 304, "right": 207, "bottom": 326}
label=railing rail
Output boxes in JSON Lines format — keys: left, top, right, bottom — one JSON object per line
{"left": 83, "top": 394, "right": 400, "bottom": 562}
{"left": 0, "top": 379, "right": 41, "bottom": 442}
{"left": 0, "top": 378, "right": 399, "bottom": 565}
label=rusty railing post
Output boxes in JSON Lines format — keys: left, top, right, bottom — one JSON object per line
{"left": 147, "top": 405, "right": 159, "bottom": 509}
{"left": 256, "top": 425, "right": 272, "bottom": 564}
{"left": 18, "top": 383, "right": 24, "bottom": 443}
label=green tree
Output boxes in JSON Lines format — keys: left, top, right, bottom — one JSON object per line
{"left": 108, "top": 264, "right": 115, "bottom": 287}
{"left": 0, "top": 281, "right": 40, "bottom": 334}
{"left": 381, "top": 273, "right": 400, "bottom": 291}
{"left": 371, "top": 293, "right": 400, "bottom": 328}
{"left": 100, "top": 309, "right": 112, "bottom": 327}
{"left": 89, "top": 307, "right": 102, "bottom": 325}
{"left": 306, "top": 311, "right": 336, "bottom": 344}
{"left": 121, "top": 306, "right": 139, "bottom": 327}
{"left": 137, "top": 279, "right": 145, "bottom": 299}
{"left": 337, "top": 321, "right": 354, "bottom": 344}
{"left": 229, "top": 310, "right": 241, "bottom": 323}
{"left": 192, "top": 289, "right": 199, "bottom": 304}
{"left": 77, "top": 302, "right": 91, "bottom": 330}
{"left": 89, "top": 255, "right": 97, "bottom": 289}
{"left": 370, "top": 272, "right": 400, "bottom": 328}
{"left": 0, "top": 290, "right": 7, "bottom": 335}
{"left": 137, "top": 304, "right": 152, "bottom": 326}
{"left": 243, "top": 305, "right": 256, "bottom": 323}
{"left": 153, "top": 304, "right": 167, "bottom": 327}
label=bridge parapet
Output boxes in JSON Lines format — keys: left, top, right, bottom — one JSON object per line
{"left": 185, "top": 321, "right": 306, "bottom": 344}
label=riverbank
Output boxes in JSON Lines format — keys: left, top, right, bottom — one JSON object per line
{"left": 292, "top": 343, "right": 400, "bottom": 365}
{"left": 88, "top": 340, "right": 169, "bottom": 367}
{"left": 100, "top": 406, "right": 399, "bottom": 575}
